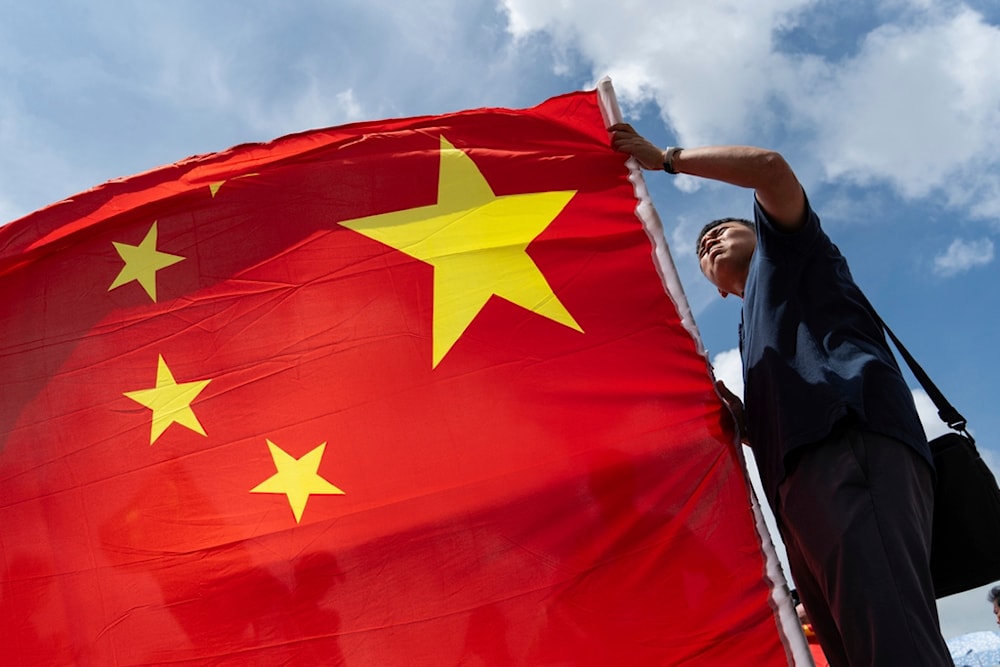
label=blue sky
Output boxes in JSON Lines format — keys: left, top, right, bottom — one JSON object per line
{"left": 2, "top": 0, "right": 998, "bottom": 644}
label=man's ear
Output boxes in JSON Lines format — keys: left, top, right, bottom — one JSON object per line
{"left": 718, "top": 288, "right": 729, "bottom": 299}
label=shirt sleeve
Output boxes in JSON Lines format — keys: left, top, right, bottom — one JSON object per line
{"left": 752, "top": 191, "right": 823, "bottom": 263}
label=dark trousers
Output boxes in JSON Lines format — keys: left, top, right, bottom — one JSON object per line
{"left": 775, "top": 427, "right": 953, "bottom": 667}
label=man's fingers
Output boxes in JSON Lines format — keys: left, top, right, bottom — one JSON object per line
{"left": 715, "top": 379, "right": 736, "bottom": 400}
{"left": 715, "top": 380, "right": 750, "bottom": 443}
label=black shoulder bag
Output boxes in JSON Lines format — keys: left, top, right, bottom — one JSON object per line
{"left": 883, "top": 323, "right": 1000, "bottom": 598}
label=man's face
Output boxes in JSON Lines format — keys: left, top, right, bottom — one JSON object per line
{"left": 697, "top": 222, "right": 757, "bottom": 298}
{"left": 993, "top": 599, "right": 999, "bottom": 626}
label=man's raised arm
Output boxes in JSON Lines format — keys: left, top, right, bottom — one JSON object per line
{"left": 608, "top": 123, "right": 806, "bottom": 231}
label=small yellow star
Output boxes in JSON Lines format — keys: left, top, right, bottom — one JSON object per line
{"left": 123, "top": 355, "right": 211, "bottom": 445}
{"left": 209, "top": 173, "right": 259, "bottom": 197}
{"left": 340, "top": 135, "right": 582, "bottom": 367}
{"left": 108, "top": 221, "right": 184, "bottom": 302}
{"left": 250, "top": 440, "right": 345, "bottom": 523}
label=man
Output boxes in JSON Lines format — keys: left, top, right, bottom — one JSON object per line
{"left": 988, "top": 585, "right": 1000, "bottom": 627}
{"left": 609, "top": 123, "right": 952, "bottom": 666}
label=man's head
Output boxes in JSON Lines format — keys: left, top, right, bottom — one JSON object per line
{"left": 988, "top": 585, "right": 1000, "bottom": 627}
{"left": 695, "top": 217, "right": 757, "bottom": 299}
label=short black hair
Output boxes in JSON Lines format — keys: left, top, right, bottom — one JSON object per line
{"left": 988, "top": 585, "right": 1000, "bottom": 603}
{"left": 695, "top": 217, "right": 756, "bottom": 255}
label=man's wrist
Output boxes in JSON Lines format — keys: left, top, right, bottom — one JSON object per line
{"left": 663, "top": 146, "right": 683, "bottom": 174}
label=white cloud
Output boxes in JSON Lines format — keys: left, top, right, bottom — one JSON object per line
{"left": 0, "top": 0, "right": 547, "bottom": 220}
{"left": 501, "top": 0, "right": 813, "bottom": 145}
{"left": 244, "top": 83, "right": 370, "bottom": 139}
{"left": 0, "top": 196, "right": 16, "bottom": 226}
{"left": 981, "top": 447, "right": 1000, "bottom": 481}
{"left": 796, "top": 8, "right": 1000, "bottom": 211}
{"left": 937, "top": 581, "right": 998, "bottom": 642}
{"left": 500, "top": 1, "right": 1000, "bottom": 224}
{"left": 98, "top": 4, "right": 375, "bottom": 139}
{"left": 0, "top": 90, "right": 97, "bottom": 224}
{"left": 911, "top": 388, "right": 954, "bottom": 440}
{"left": 710, "top": 347, "right": 744, "bottom": 398}
{"left": 932, "top": 237, "right": 995, "bottom": 276}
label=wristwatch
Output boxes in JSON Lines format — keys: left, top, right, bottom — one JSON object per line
{"left": 663, "top": 146, "right": 683, "bottom": 174}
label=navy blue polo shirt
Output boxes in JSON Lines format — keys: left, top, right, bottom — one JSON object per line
{"left": 740, "top": 195, "right": 932, "bottom": 503}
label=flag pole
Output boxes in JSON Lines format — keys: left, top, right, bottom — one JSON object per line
{"left": 596, "top": 75, "right": 811, "bottom": 667}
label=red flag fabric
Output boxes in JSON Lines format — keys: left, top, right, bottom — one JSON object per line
{"left": 1, "top": 86, "right": 794, "bottom": 665}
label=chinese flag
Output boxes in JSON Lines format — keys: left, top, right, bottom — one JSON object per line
{"left": 0, "top": 86, "right": 792, "bottom": 665}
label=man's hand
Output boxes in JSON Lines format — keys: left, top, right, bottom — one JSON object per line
{"left": 608, "top": 123, "right": 667, "bottom": 171}
{"left": 715, "top": 380, "right": 749, "bottom": 445}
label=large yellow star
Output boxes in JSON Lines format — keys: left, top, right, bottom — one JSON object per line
{"left": 108, "top": 221, "right": 184, "bottom": 302}
{"left": 123, "top": 355, "right": 211, "bottom": 445}
{"left": 250, "top": 440, "right": 345, "bottom": 523}
{"left": 340, "top": 136, "right": 582, "bottom": 367}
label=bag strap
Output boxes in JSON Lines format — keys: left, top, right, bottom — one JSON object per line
{"left": 879, "top": 318, "right": 970, "bottom": 437}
